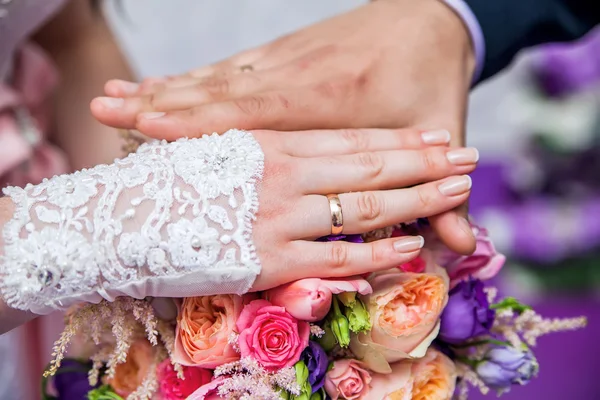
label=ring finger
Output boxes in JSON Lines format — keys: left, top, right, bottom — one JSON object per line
{"left": 292, "top": 175, "right": 472, "bottom": 239}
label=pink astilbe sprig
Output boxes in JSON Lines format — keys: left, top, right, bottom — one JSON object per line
{"left": 89, "top": 346, "right": 113, "bottom": 387}
{"left": 310, "top": 324, "right": 326, "bottom": 338}
{"left": 156, "top": 319, "right": 184, "bottom": 380}
{"left": 213, "top": 357, "right": 301, "bottom": 399}
{"left": 125, "top": 347, "right": 164, "bottom": 400}
{"left": 455, "top": 362, "right": 491, "bottom": 399}
{"left": 493, "top": 306, "right": 587, "bottom": 347}
{"left": 44, "top": 298, "right": 163, "bottom": 380}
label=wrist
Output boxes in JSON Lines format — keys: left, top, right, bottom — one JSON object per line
{"left": 379, "top": 0, "right": 477, "bottom": 86}
{"left": 438, "top": 0, "right": 483, "bottom": 84}
{"left": 408, "top": 0, "right": 484, "bottom": 83}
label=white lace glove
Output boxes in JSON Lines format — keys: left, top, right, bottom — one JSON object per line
{"left": 0, "top": 129, "right": 263, "bottom": 315}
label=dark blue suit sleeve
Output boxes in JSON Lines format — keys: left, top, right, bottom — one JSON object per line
{"left": 466, "top": 0, "right": 599, "bottom": 82}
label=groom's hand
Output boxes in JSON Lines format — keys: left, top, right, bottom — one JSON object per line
{"left": 91, "top": 0, "right": 476, "bottom": 254}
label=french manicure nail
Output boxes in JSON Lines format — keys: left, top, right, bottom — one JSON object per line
{"left": 439, "top": 175, "right": 472, "bottom": 196}
{"left": 421, "top": 129, "right": 451, "bottom": 145}
{"left": 139, "top": 112, "right": 166, "bottom": 120}
{"left": 98, "top": 97, "right": 124, "bottom": 109}
{"left": 393, "top": 236, "right": 425, "bottom": 253}
{"left": 446, "top": 148, "right": 480, "bottom": 165}
{"left": 113, "top": 79, "right": 140, "bottom": 94}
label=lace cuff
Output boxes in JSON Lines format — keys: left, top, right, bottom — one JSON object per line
{"left": 0, "top": 130, "right": 264, "bottom": 315}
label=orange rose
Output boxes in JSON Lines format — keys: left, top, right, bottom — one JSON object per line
{"left": 173, "top": 295, "right": 244, "bottom": 368}
{"left": 410, "top": 349, "right": 456, "bottom": 400}
{"left": 350, "top": 252, "right": 449, "bottom": 373}
{"left": 368, "top": 349, "right": 457, "bottom": 400}
{"left": 106, "top": 339, "right": 155, "bottom": 397}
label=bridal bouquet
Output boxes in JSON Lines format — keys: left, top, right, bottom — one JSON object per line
{"left": 42, "top": 220, "right": 586, "bottom": 400}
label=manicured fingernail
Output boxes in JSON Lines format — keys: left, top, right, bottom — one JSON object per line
{"left": 393, "top": 236, "right": 424, "bottom": 253}
{"left": 139, "top": 112, "right": 166, "bottom": 120}
{"left": 439, "top": 175, "right": 472, "bottom": 196}
{"left": 98, "top": 97, "right": 124, "bottom": 109}
{"left": 446, "top": 148, "right": 480, "bottom": 165}
{"left": 421, "top": 129, "right": 451, "bottom": 145}
{"left": 112, "top": 79, "right": 140, "bottom": 94}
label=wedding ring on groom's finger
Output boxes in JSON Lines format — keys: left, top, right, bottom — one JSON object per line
{"left": 326, "top": 194, "right": 344, "bottom": 235}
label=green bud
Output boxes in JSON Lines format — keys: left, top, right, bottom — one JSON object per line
{"left": 294, "top": 360, "right": 310, "bottom": 386}
{"left": 316, "top": 321, "right": 337, "bottom": 351}
{"left": 331, "top": 314, "right": 351, "bottom": 347}
{"left": 310, "top": 391, "right": 324, "bottom": 400}
{"left": 491, "top": 297, "right": 532, "bottom": 315}
{"left": 87, "top": 386, "right": 124, "bottom": 400}
{"left": 279, "top": 389, "right": 291, "bottom": 400}
{"left": 345, "top": 299, "right": 371, "bottom": 333}
{"left": 337, "top": 292, "right": 357, "bottom": 307}
{"left": 291, "top": 393, "right": 310, "bottom": 400}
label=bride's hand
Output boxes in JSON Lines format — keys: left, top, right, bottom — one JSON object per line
{"left": 248, "top": 127, "right": 476, "bottom": 290}
{"left": 1, "top": 128, "right": 476, "bottom": 320}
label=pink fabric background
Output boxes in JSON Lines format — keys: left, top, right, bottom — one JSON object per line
{"left": 1, "top": 1, "right": 69, "bottom": 398}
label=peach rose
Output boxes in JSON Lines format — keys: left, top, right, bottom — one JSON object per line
{"left": 350, "top": 254, "right": 449, "bottom": 373}
{"left": 410, "top": 349, "right": 456, "bottom": 400}
{"left": 106, "top": 339, "right": 155, "bottom": 397}
{"left": 368, "top": 349, "right": 457, "bottom": 400}
{"left": 173, "top": 295, "right": 244, "bottom": 368}
{"left": 324, "top": 359, "right": 372, "bottom": 400}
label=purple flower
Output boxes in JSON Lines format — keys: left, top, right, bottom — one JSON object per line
{"left": 301, "top": 341, "right": 328, "bottom": 392}
{"left": 52, "top": 358, "right": 98, "bottom": 399}
{"left": 438, "top": 279, "right": 495, "bottom": 344}
{"left": 476, "top": 346, "right": 539, "bottom": 392}
{"left": 317, "top": 235, "right": 363, "bottom": 243}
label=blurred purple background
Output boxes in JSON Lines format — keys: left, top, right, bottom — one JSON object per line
{"left": 465, "top": 28, "right": 600, "bottom": 398}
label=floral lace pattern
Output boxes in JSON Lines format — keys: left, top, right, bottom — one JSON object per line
{"left": 0, "top": 130, "right": 264, "bottom": 314}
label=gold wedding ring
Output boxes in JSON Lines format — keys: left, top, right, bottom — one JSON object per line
{"left": 240, "top": 64, "right": 254, "bottom": 72}
{"left": 326, "top": 194, "right": 344, "bottom": 235}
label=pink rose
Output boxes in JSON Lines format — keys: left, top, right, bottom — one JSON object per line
{"left": 173, "top": 295, "right": 244, "bottom": 368}
{"left": 157, "top": 360, "right": 213, "bottom": 400}
{"left": 264, "top": 278, "right": 372, "bottom": 321}
{"left": 433, "top": 223, "right": 505, "bottom": 287}
{"left": 350, "top": 254, "right": 449, "bottom": 373}
{"left": 324, "top": 359, "right": 372, "bottom": 400}
{"left": 236, "top": 299, "right": 310, "bottom": 371}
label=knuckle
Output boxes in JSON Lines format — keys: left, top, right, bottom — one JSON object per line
{"left": 370, "top": 243, "right": 385, "bottom": 266}
{"left": 313, "top": 79, "right": 352, "bottom": 100}
{"left": 234, "top": 95, "right": 268, "bottom": 116}
{"left": 421, "top": 148, "right": 445, "bottom": 172}
{"left": 356, "top": 152, "right": 384, "bottom": 178}
{"left": 325, "top": 241, "right": 349, "bottom": 269}
{"left": 416, "top": 186, "right": 435, "bottom": 209}
{"left": 391, "top": 129, "right": 410, "bottom": 148}
{"left": 147, "top": 92, "right": 159, "bottom": 109}
{"left": 356, "top": 191, "right": 383, "bottom": 221}
{"left": 340, "top": 129, "right": 369, "bottom": 152}
{"left": 201, "top": 78, "right": 230, "bottom": 97}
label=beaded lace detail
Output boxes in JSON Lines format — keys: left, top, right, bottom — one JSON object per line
{"left": 0, "top": 129, "right": 264, "bottom": 314}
